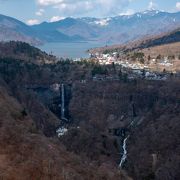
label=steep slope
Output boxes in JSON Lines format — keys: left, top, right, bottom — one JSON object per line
{"left": 134, "top": 28, "right": 180, "bottom": 49}
{"left": 0, "top": 43, "right": 130, "bottom": 179}
{"left": 0, "top": 41, "right": 179, "bottom": 179}
{"left": 0, "top": 14, "right": 41, "bottom": 45}
{"left": 126, "top": 80, "right": 180, "bottom": 180}
{"left": 90, "top": 27, "right": 180, "bottom": 55}
{"left": 0, "top": 81, "right": 126, "bottom": 179}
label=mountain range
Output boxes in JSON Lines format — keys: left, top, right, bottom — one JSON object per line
{"left": 90, "top": 27, "right": 180, "bottom": 54}
{"left": 0, "top": 10, "right": 180, "bottom": 45}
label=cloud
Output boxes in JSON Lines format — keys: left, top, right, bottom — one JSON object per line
{"left": 50, "top": 16, "right": 65, "bottom": 22}
{"left": 119, "top": 9, "right": 135, "bottom": 16}
{"left": 26, "top": 19, "right": 40, "bottom": 25}
{"left": 36, "top": 9, "right": 45, "bottom": 16}
{"left": 38, "top": 0, "right": 63, "bottom": 6}
{"left": 37, "top": 0, "right": 132, "bottom": 17}
{"left": 148, "top": 1, "right": 157, "bottom": 10}
{"left": 176, "top": 2, "right": 180, "bottom": 11}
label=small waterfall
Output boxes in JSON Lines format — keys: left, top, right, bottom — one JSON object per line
{"left": 119, "top": 135, "right": 129, "bottom": 168}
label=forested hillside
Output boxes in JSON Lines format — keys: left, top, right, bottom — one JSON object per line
{"left": 0, "top": 42, "right": 179, "bottom": 179}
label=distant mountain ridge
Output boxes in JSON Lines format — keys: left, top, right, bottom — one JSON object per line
{"left": 88, "top": 27, "right": 180, "bottom": 54}
{"left": 134, "top": 28, "right": 180, "bottom": 49}
{"left": 0, "top": 14, "right": 41, "bottom": 45}
{"left": 0, "top": 10, "right": 180, "bottom": 45}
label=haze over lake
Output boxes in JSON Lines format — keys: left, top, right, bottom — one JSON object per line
{"left": 38, "top": 41, "right": 108, "bottom": 59}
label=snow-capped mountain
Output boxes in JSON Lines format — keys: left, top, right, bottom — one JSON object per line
{"left": 0, "top": 10, "right": 180, "bottom": 44}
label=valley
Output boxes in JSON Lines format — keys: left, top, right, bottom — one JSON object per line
{"left": 0, "top": 4, "right": 180, "bottom": 179}
{"left": 0, "top": 40, "right": 179, "bottom": 179}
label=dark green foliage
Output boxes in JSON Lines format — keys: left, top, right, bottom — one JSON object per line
{"left": 140, "top": 58, "right": 145, "bottom": 64}
{"left": 132, "top": 52, "right": 145, "bottom": 59}
{"left": 21, "top": 108, "right": 27, "bottom": 117}
{"left": 113, "top": 139, "right": 119, "bottom": 150}
{"left": 156, "top": 54, "right": 162, "bottom": 60}
{"left": 168, "top": 55, "right": 175, "bottom": 60}
{"left": 91, "top": 66, "right": 108, "bottom": 76}
{"left": 118, "top": 69, "right": 122, "bottom": 80}
{"left": 122, "top": 73, "right": 128, "bottom": 83}
{"left": 143, "top": 172, "right": 155, "bottom": 180}
{"left": 9, "top": 41, "right": 44, "bottom": 58}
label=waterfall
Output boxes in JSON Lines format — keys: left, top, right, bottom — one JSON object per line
{"left": 56, "top": 84, "right": 68, "bottom": 137}
{"left": 119, "top": 135, "right": 129, "bottom": 168}
{"left": 61, "top": 84, "right": 65, "bottom": 119}
{"left": 61, "top": 84, "right": 68, "bottom": 122}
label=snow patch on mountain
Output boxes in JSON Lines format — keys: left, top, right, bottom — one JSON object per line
{"left": 94, "top": 18, "right": 111, "bottom": 26}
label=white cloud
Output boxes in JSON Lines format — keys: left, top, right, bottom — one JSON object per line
{"left": 36, "top": 9, "right": 45, "bottom": 16}
{"left": 176, "top": 2, "right": 180, "bottom": 11}
{"left": 26, "top": 19, "right": 40, "bottom": 25}
{"left": 37, "top": 0, "right": 132, "bottom": 17}
{"left": 148, "top": 1, "right": 157, "bottom": 10}
{"left": 38, "top": 0, "right": 63, "bottom": 6}
{"left": 50, "top": 16, "right": 65, "bottom": 22}
{"left": 119, "top": 9, "right": 135, "bottom": 16}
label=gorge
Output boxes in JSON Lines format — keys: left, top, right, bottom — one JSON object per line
{"left": 0, "top": 40, "right": 179, "bottom": 180}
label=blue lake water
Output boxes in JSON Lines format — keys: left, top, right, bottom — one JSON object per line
{"left": 38, "top": 41, "right": 107, "bottom": 59}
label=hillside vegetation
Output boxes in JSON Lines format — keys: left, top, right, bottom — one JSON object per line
{"left": 0, "top": 41, "right": 57, "bottom": 65}
{"left": 0, "top": 41, "right": 179, "bottom": 180}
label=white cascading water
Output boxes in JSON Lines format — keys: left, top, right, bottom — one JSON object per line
{"left": 119, "top": 135, "right": 129, "bottom": 168}
{"left": 61, "top": 83, "right": 65, "bottom": 119}
{"left": 61, "top": 84, "right": 68, "bottom": 121}
{"left": 56, "top": 84, "right": 68, "bottom": 137}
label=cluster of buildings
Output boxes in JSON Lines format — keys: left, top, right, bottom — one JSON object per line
{"left": 93, "top": 52, "right": 117, "bottom": 65}
{"left": 91, "top": 52, "right": 149, "bottom": 69}
{"left": 90, "top": 52, "right": 176, "bottom": 81}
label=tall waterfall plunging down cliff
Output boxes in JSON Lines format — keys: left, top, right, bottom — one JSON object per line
{"left": 61, "top": 84, "right": 65, "bottom": 119}
{"left": 61, "top": 84, "right": 68, "bottom": 122}
{"left": 56, "top": 84, "right": 68, "bottom": 137}
{"left": 119, "top": 136, "right": 129, "bottom": 168}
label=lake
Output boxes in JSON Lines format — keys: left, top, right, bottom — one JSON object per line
{"left": 38, "top": 41, "right": 107, "bottom": 59}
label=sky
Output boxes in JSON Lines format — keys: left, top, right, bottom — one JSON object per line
{"left": 0, "top": 0, "right": 180, "bottom": 25}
